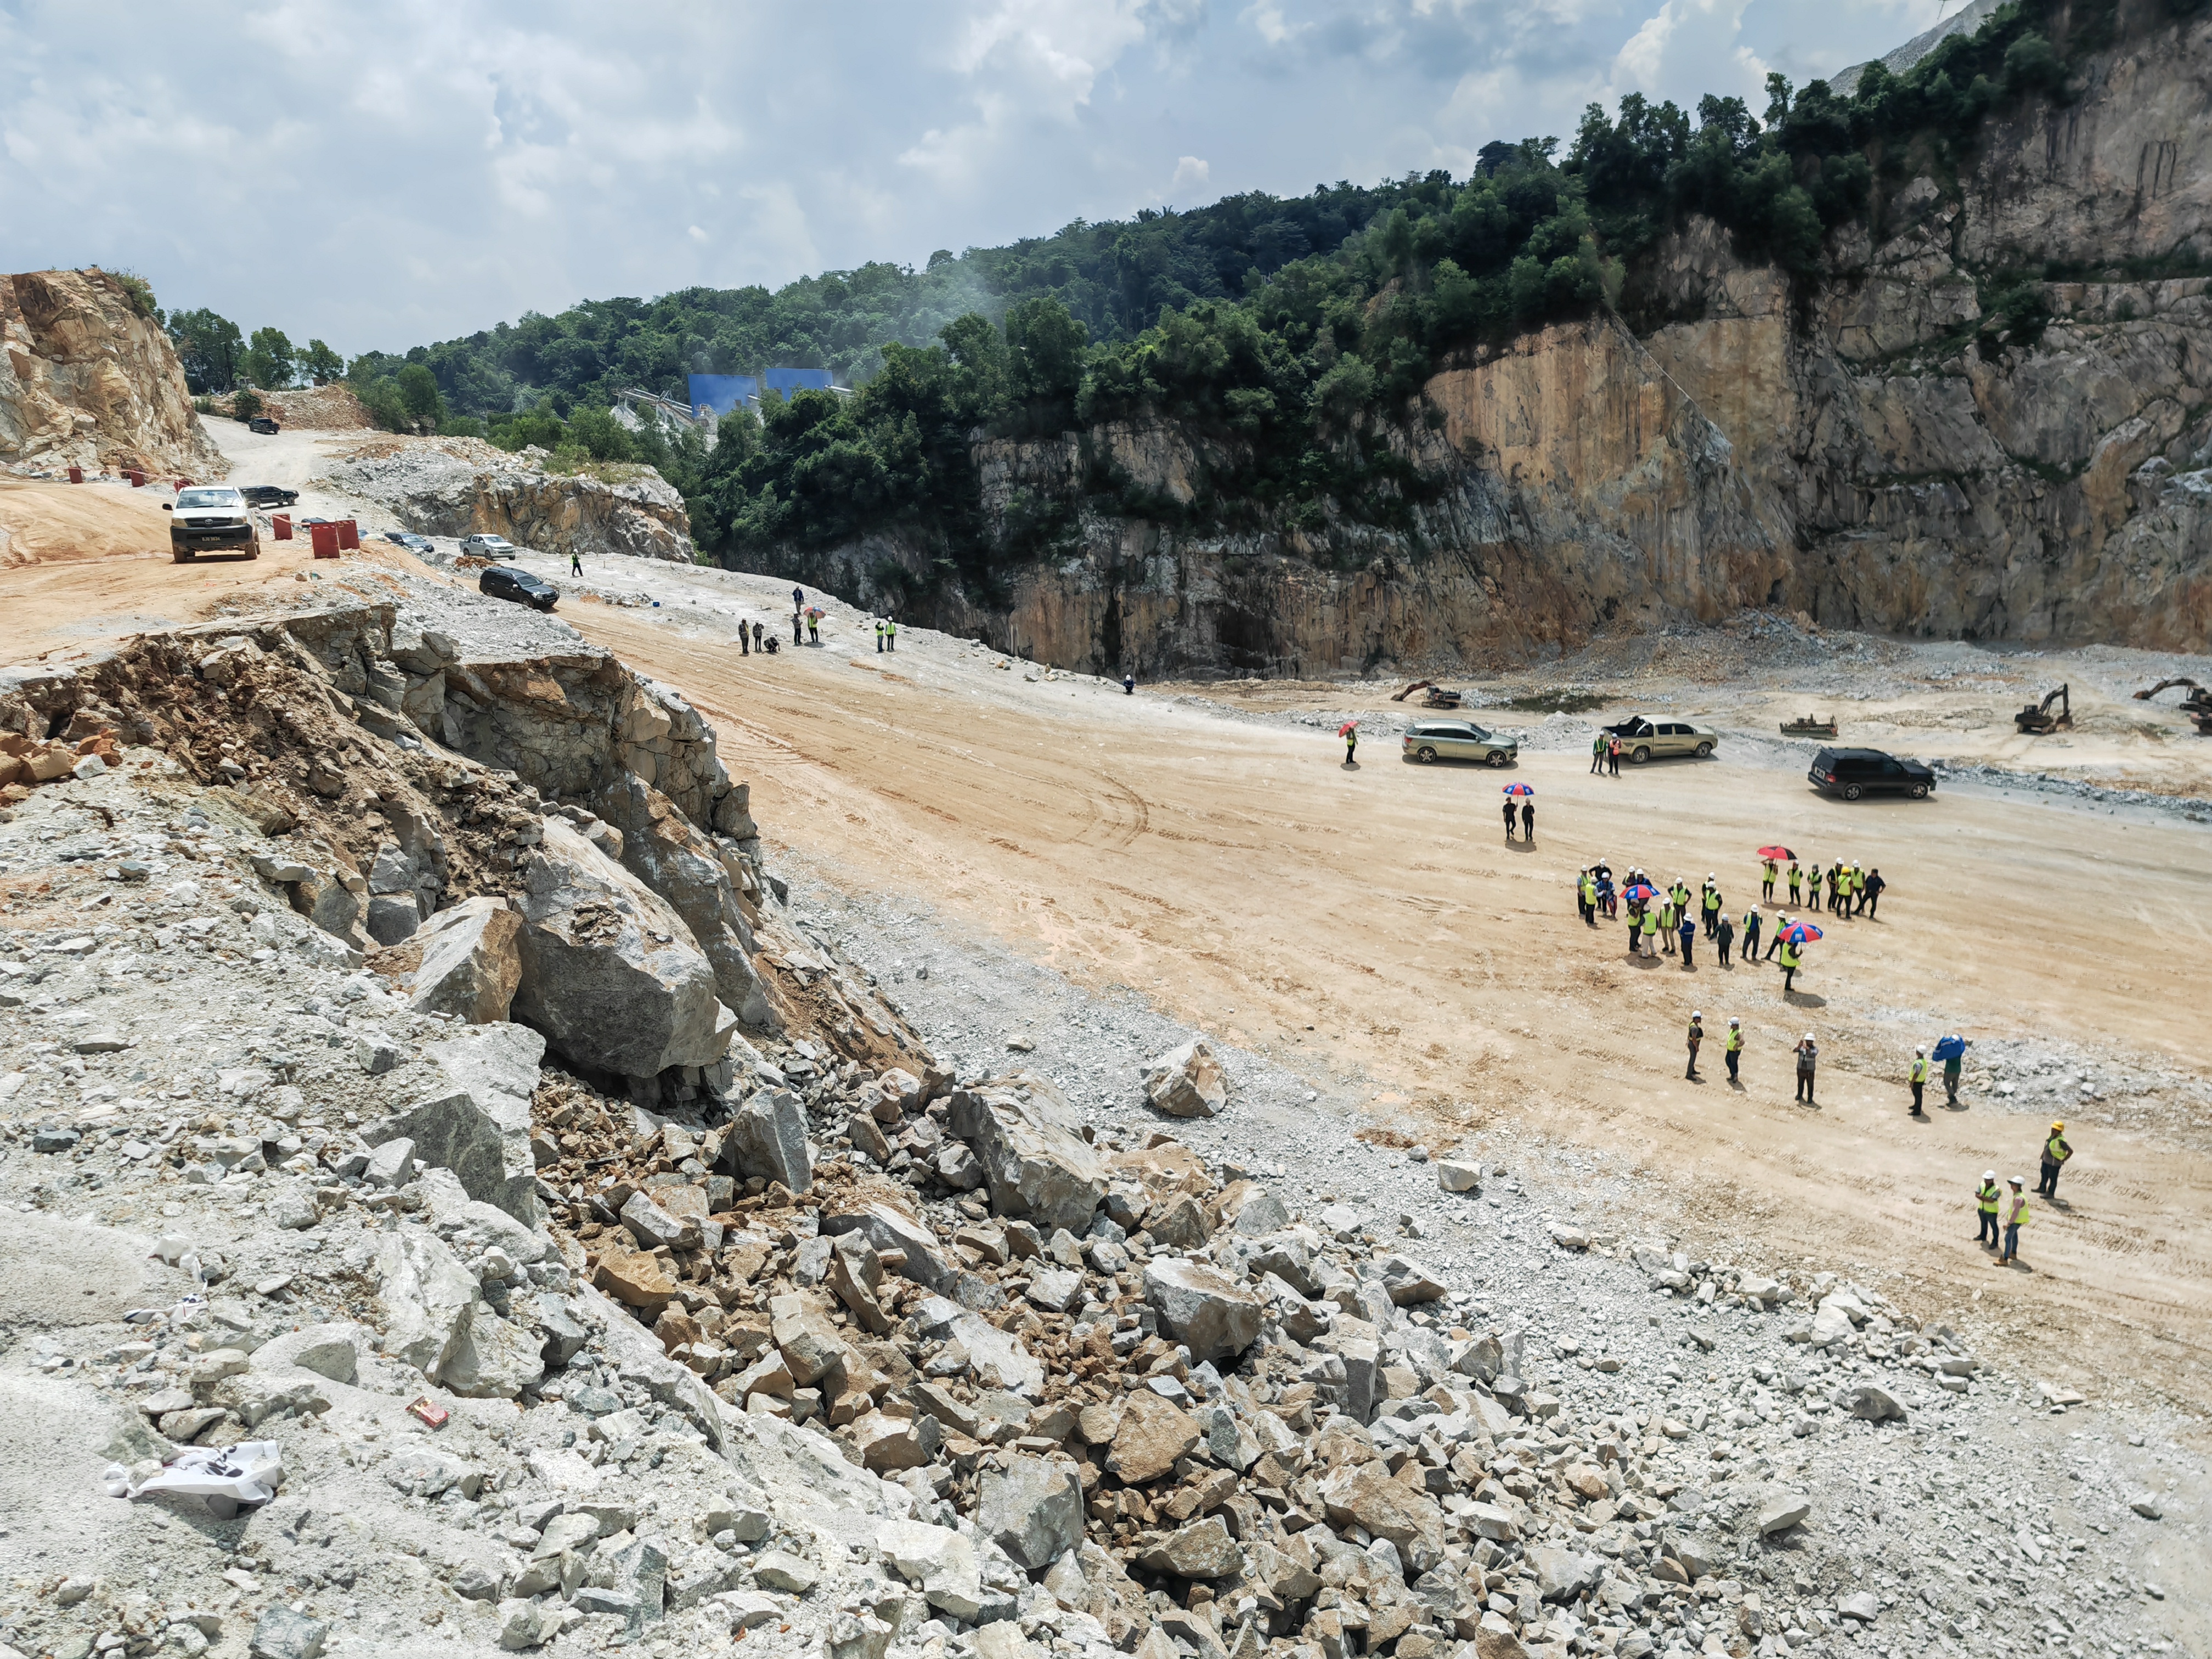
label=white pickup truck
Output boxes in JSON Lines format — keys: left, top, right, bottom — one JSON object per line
{"left": 164, "top": 485, "right": 261, "bottom": 562}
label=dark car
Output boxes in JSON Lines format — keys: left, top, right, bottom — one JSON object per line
{"left": 239, "top": 485, "right": 298, "bottom": 507}
{"left": 1809, "top": 747, "right": 1936, "bottom": 800}
{"left": 480, "top": 564, "right": 557, "bottom": 612}
{"left": 383, "top": 531, "right": 435, "bottom": 554}
{"left": 246, "top": 416, "right": 280, "bottom": 434}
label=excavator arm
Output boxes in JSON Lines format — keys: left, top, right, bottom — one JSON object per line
{"left": 2134, "top": 677, "right": 2203, "bottom": 701}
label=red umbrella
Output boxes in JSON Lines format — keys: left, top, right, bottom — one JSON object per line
{"left": 1624, "top": 883, "right": 1656, "bottom": 904}
{"left": 1338, "top": 722, "right": 1358, "bottom": 737}
{"left": 1502, "top": 783, "right": 1534, "bottom": 796}
{"left": 1758, "top": 845, "right": 1795, "bottom": 860}
{"left": 1781, "top": 921, "right": 1824, "bottom": 946}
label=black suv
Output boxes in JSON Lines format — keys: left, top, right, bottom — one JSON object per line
{"left": 239, "top": 485, "right": 298, "bottom": 507}
{"left": 1809, "top": 747, "right": 1936, "bottom": 801}
{"left": 246, "top": 416, "right": 280, "bottom": 434}
{"left": 480, "top": 564, "right": 558, "bottom": 612}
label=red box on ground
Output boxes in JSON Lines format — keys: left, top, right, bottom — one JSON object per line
{"left": 310, "top": 522, "right": 341, "bottom": 558}
{"left": 272, "top": 515, "right": 292, "bottom": 540}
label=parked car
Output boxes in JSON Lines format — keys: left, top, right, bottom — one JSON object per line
{"left": 480, "top": 564, "right": 557, "bottom": 612}
{"left": 383, "top": 531, "right": 435, "bottom": 554}
{"left": 1401, "top": 720, "right": 1520, "bottom": 766}
{"left": 238, "top": 484, "right": 298, "bottom": 507}
{"left": 460, "top": 533, "right": 517, "bottom": 559}
{"left": 1808, "top": 747, "right": 1936, "bottom": 800}
{"left": 162, "top": 485, "right": 259, "bottom": 562}
{"left": 246, "top": 416, "right": 279, "bottom": 434}
{"left": 1604, "top": 715, "right": 1718, "bottom": 763}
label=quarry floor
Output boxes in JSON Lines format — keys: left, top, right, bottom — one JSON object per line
{"left": 3, "top": 431, "right": 2209, "bottom": 1430}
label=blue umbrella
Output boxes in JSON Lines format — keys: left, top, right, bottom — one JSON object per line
{"left": 1932, "top": 1035, "right": 1967, "bottom": 1061}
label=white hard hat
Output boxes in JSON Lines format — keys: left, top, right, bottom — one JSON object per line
{"left": 1691, "top": 1010, "right": 1702, "bottom": 1019}
{"left": 1914, "top": 1046, "right": 1925, "bottom": 1056}
{"left": 1728, "top": 1017, "right": 1740, "bottom": 1026}
{"left": 1804, "top": 1031, "right": 1815, "bottom": 1041}
{"left": 1983, "top": 1170, "right": 1996, "bottom": 1180}
{"left": 2011, "top": 1175, "right": 2025, "bottom": 1186}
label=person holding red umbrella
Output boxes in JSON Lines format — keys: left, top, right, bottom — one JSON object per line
{"left": 1340, "top": 721, "right": 1358, "bottom": 767}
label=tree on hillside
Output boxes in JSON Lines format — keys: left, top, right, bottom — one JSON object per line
{"left": 300, "top": 340, "right": 345, "bottom": 385}
{"left": 167, "top": 309, "right": 244, "bottom": 394}
{"left": 240, "top": 327, "right": 296, "bottom": 390}
{"left": 395, "top": 363, "right": 444, "bottom": 426}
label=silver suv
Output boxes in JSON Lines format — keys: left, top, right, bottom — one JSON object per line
{"left": 460, "top": 533, "right": 517, "bottom": 559}
{"left": 1401, "top": 720, "right": 1520, "bottom": 766}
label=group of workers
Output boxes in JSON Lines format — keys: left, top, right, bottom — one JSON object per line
{"left": 1575, "top": 862, "right": 1824, "bottom": 991}
{"left": 1759, "top": 854, "right": 1884, "bottom": 918}
{"left": 1973, "top": 1124, "right": 2071, "bottom": 1265}
{"left": 757, "top": 586, "right": 898, "bottom": 652}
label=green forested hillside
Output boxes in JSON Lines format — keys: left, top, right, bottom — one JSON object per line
{"left": 329, "top": 0, "right": 2167, "bottom": 602}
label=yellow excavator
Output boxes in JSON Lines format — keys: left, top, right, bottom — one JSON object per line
{"left": 1390, "top": 680, "right": 1464, "bottom": 710}
{"left": 2132, "top": 676, "right": 2212, "bottom": 735}
{"left": 2014, "top": 684, "right": 2073, "bottom": 735}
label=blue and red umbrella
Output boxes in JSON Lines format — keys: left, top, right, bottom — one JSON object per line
{"left": 1502, "top": 783, "right": 1534, "bottom": 796}
{"left": 1781, "top": 921, "right": 1824, "bottom": 946}
{"left": 1624, "top": 883, "right": 1656, "bottom": 905}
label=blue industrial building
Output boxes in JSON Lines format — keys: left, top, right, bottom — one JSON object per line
{"left": 687, "top": 368, "right": 838, "bottom": 419}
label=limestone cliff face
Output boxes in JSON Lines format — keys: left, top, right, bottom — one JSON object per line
{"left": 766, "top": 9, "right": 2212, "bottom": 671}
{"left": 0, "top": 269, "right": 228, "bottom": 479}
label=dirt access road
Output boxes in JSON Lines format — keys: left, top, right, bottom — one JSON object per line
{"left": 4, "top": 450, "right": 2209, "bottom": 1411}
{"left": 517, "top": 561, "right": 2212, "bottom": 1414}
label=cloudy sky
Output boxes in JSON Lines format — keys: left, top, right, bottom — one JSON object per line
{"left": 1, "top": 0, "right": 1955, "bottom": 354}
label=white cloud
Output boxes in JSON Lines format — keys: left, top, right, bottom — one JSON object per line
{"left": 0, "top": 0, "right": 1956, "bottom": 353}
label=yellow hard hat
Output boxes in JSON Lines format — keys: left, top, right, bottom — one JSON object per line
{"left": 2051, "top": 1121, "right": 2064, "bottom": 1132}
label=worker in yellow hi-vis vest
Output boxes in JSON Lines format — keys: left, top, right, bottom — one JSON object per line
{"left": 1724, "top": 1018, "right": 1743, "bottom": 1085}
{"left": 1997, "top": 1177, "right": 2029, "bottom": 1266}
{"left": 1908, "top": 1047, "right": 1929, "bottom": 1117}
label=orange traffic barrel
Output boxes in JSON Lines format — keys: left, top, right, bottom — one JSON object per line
{"left": 272, "top": 515, "right": 292, "bottom": 540}
{"left": 310, "top": 522, "right": 341, "bottom": 558}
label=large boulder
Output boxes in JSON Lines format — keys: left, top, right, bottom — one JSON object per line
{"left": 364, "top": 1022, "right": 544, "bottom": 1226}
{"left": 977, "top": 1455, "right": 1084, "bottom": 1571}
{"left": 1104, "top": 1391, "right": 1200, "bottom": 1485}
{"left": 1317, "top": 1465, "right": 1446, "bottom": 1573}
{"left": 510, "top": 819, "right": 733, "bottom": 1080}
{"left": 374, "top": 1228, "right": 479, "bottom": 1378}
{"left": 911, "top": 1295, "right": 1043, "bottom": 1397}
{"left": 1143, "top": 1258, "right": 1263, "bottom": 1365}
{"left": 720, "top": 1088, "right": 812, "bottom": 1194}
{"left": 406, "top": 897, "right": 524, "bottom": 1023}
{"left": 947, "top": 1074, "right": 1109, "bottom": 1237}
{"left": 594, "top": 776, "right": 775, "bottom": 1029}
{"left": 1142, "top": 1039, "right": 1227, "bottom": 1119}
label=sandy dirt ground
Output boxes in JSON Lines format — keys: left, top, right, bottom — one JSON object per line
{"left": 4, "top": 439, "right": 2209, "bottom": 1422}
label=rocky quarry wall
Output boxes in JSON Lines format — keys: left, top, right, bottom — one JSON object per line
{"left": 0, "top": 268, "right": 229, "bottom": 481}
{"left": 324, "top": 437, "right": 698, "bottom": 564}
{"left": 774, "top": 10, "right": 2212, "bottom": 673}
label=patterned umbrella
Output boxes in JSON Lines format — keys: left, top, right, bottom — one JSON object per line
{"left": 1502, "top": 783, "right": 1534, "bottom": 796}
{"left": 1782, "top": 921, "right": 1824, "bottom": 946}
{"left": 1757, "top": 845, "right": 1795, "bottom": 860}
{"left": 1624, "top": 883, "right": 1656, "bottom": 905}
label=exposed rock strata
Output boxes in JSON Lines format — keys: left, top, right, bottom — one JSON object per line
{"left": 0, "top": 268, "right": 228, "bottom": 479}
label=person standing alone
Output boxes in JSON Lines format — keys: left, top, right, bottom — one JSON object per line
{"left": 1793, "top": 1033, "right": 1818, "bottom": 1105}
{"left": 2038, "top": 1122, "right": 2072, "bottom": 1198}
{"left": 1724, "top": 1017, "right": 1743, "bottom": 1084}
{"left": 1908, "top": 1047, "right": 1929, "bottom": 1116}
{"left": 1685, "top": 1012, "right": 1704, "bottom": 1080}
